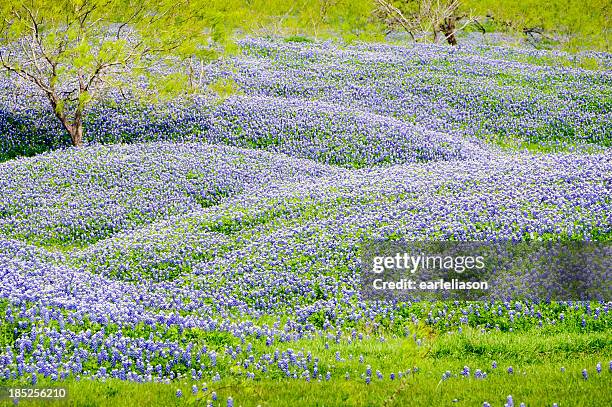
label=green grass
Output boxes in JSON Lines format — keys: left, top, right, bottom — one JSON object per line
{"left": 480, "top": 132, "right": 605, "bottom": 154}
{"left": 284, "top": 35, "right": 314, "bottom": 43}
{"left": 3, "top": 329, "right": 610, "bottom": 406}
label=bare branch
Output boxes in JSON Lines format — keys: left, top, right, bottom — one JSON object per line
{"left": 116, "top": 4, "right": 144, "bottom": 40}
{"left": 0, "top": 59, "right": 53, "bottom": 94}
{"left": 374, "top": 0, "right": 416, "bottom": 40}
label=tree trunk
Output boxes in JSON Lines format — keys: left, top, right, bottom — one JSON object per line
{"left": 57, "top": 116, "right": 83, "bottom": 147}
{"left": 49, "top": 94, "right": 83, "bottom": 147}
{"left": 70, "top": 113, "right": 84, "bottom": 147}
{"left": 440, "top": 17, "right": 458, "bottom": 46}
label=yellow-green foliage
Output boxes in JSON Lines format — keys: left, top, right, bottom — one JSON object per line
{"left": 235, "top": 0, "right": 385, "bottom": 41}
{"left": 237, "top": 0, "right": 609, "bottom": 51}
{"left": 463, "top": 0, "right": 610, "bottom": 52}
{"left": 208, "top": 77, "right": 242, "bottom": 101}
{"left": 233, "top": 0, "right": 609, "bottom": 51}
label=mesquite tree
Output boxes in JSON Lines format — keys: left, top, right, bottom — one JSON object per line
{"left": 374, "top": 0, "right": 483, "bottom": 45}
{"left": 0, "top": 0, "right": 217, "bottom": 147}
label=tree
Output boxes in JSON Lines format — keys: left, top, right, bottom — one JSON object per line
{"left": 463, "top": 0, "right": 610, "bottom": 52}
{"left": 0, "top": 0, "right": 221, "bottom": 147}
{"left": 374, "top": 0, "right": 483, "bottom": 45}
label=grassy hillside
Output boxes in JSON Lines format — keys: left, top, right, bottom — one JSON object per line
{"left": 0, "top": 1, "right": 610, "bottom": 405}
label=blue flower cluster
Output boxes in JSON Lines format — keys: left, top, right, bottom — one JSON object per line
{"left": 0, "top": 36, "right": 609, "bottom": 399}
{"left": 1, "top": 38, "right": 610, "bottom": 162}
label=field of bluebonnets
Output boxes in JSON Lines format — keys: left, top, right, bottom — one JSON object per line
{"left": 0, "top": 37, "right": 611, "bottom": 406}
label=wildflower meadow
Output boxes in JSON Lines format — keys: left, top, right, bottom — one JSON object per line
{"left": 0, "top": 1, "right": 610, "bottom": 406}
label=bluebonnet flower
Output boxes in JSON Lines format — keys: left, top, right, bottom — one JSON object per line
{"left": 0, "top": 36, "right": 610, "bottom": 395}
